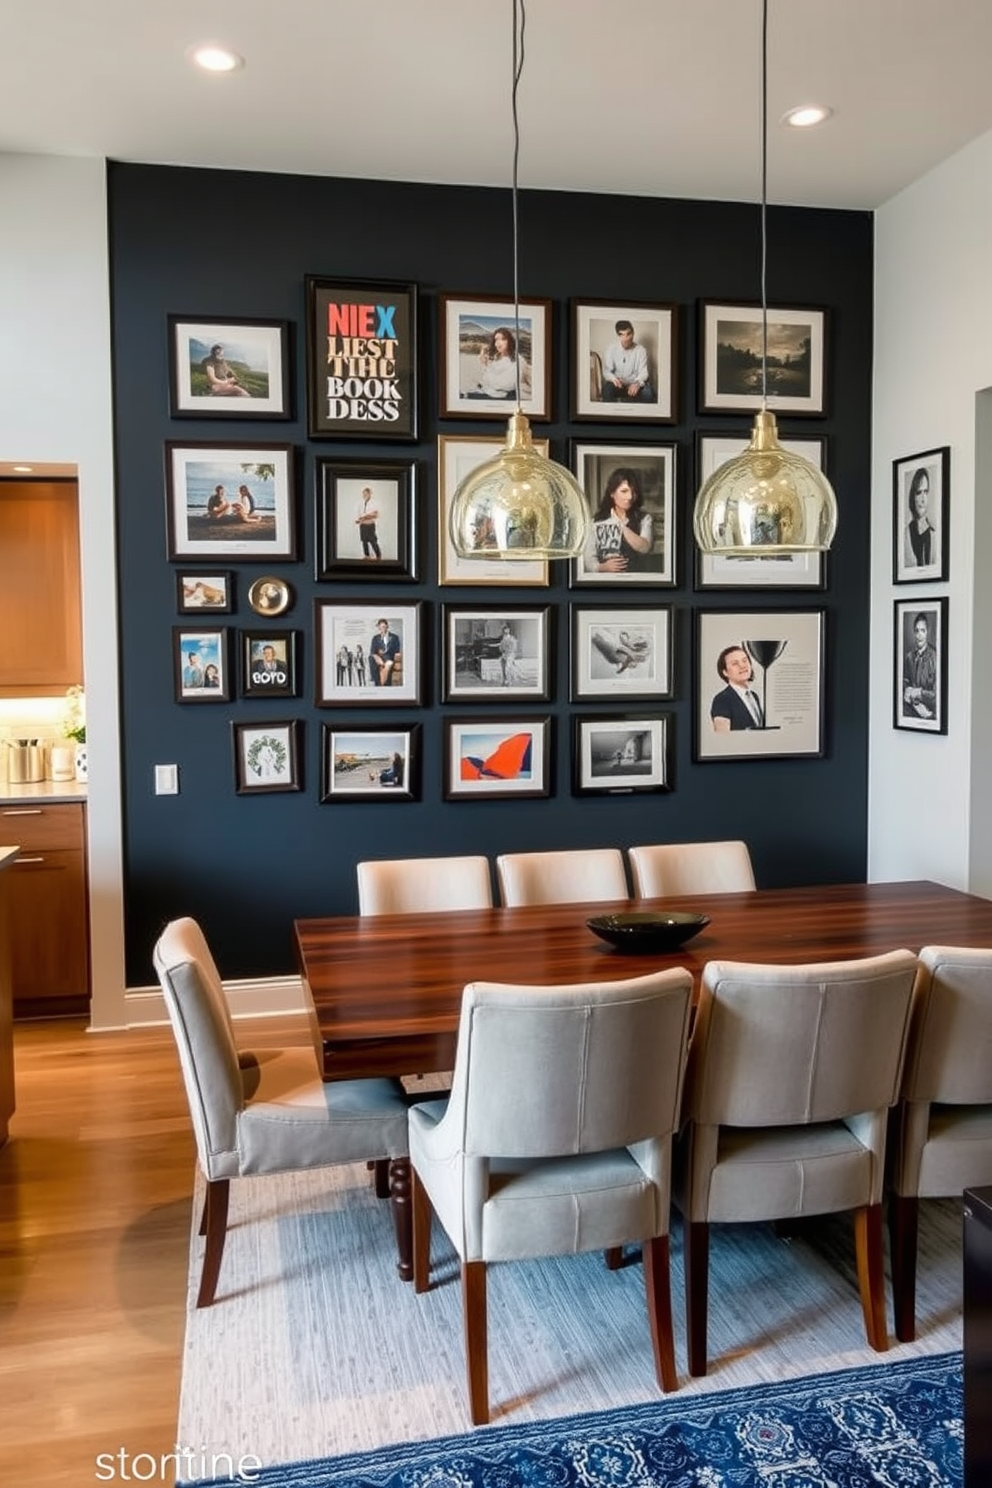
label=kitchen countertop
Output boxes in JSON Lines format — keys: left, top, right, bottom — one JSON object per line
{"left": 0, "top": 781, "right": 87, "bottom": 805}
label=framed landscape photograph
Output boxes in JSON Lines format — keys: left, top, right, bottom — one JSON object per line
{"left": 314, "top": 600, "right": 422, "bottom": 706}
{"left": 572, "top": 713, "right": 673, "bottom": 795}
{"left": 694, "top": 609, "right": 825, "bottom": 761}
{"left": 699, "top": 301, "right": 827, "bottom": 415}
{"left": 240, "top": 630, "right": 298, "bottom": 699}
{"left": 165, "top": 442, "right": 296, "bottom": 561}
{"left": 315, "top": 457, "right": 417, "bottom": 580}
{"left": 894, "top": 597, "right": 948, "bottom": 735}
{"left": 569, "top": 442, "right": 677, "bottom": 588}
{"left": 443, "top": 716, "right": 551, "bottom": 801}
{"left": 438, "top": 294, "right": 551, "bottom": 419}
{"left": 232, "top": 720, "right": 302, "bottom": 795}
{"left": 173, "top": 626, "right": 230, "bottom": 702}
{"left": 176, "top": 571, "right": 233, "bottom": 614}
{"left": 570, "top": 605, "right": 673, "bottom": 701}
{"left": 893, "top": 446, "right": 950, "bottom": 584}
{"left": 167, "top": 316, "right": 291, "bottom": 418}
{"left": 441, "top": 604, "right": 551, "bottom": 702}
{"left": 570, "top": 299, "right": 677, "bottom": 422}
{"left": 437, "top": 434, "right": 549, "bottom": 587}
{"left": 320, "top": 723, "right": 422, "bottom": 803}
{"left": 305, "top": 276, "right": 417, "bottom": 440}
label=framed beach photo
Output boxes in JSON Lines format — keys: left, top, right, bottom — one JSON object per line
{"left": 570, "top": 605, "right": 674, "bottom": 702}
{"left": 572, "top": 713, "right": 673, "bottom": 795}
{"left": 438, "top": 294, "right": 552, "bottom": 420}
{"left": 894, "top": 597, "right": 948, "bottom": 735}
{"left": 694, "top": 609, "right": 825, "bottom": 761}
{"left": 320, "top": 724, "right": 422, "bottom": 803}
{"left": 173, "top": 627, "right": 230, "bottom": 702}
{"left": 694, "top": 433, "right": 827, "bottom": 589}
{"left": 699, "top": 301, "right": 827, "bottom": 415}
{"left": 443, "top": 716, "right": 551, "bottom": 801}
{"left": 164, "top": 442, "right": 296, "bottom": 561}
{"left": 569, "top": 442, "right": 677, "bottom": 588}
{"left": 893, "top": 447, "right": 950, "bottom": 584}
{"left": 305, "top": 276, "right": 417, "bottom": 440}
{"left": 315, "top": 457, "right": 417, "bottom": 580}
{"left": 570, "top": 299, "right": 677, "bottom": 422}
{"left": 437, "top": 434, "right": 549, "bottom": 587}
{"left": 239, "top": 630, "right": 298, "bottom": 699}
{"left": 167, "top": 316, "right": 291, "bottom": 418}
{"left": 314, "top": 601, "right": 422, "bottom": 706}
{"left": 441, "top": 604, "right": 551, "bottom": 702}
{"left": 232, "top": 719, "right": 302, "bottom": 795}
{"left": 176, "top": 571, "right": 233, "bottom": 614}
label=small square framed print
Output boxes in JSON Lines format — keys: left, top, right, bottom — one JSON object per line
{"left": 443, "top": 717, "right": 551, "bottom": 801}
{"left": 572, "top": 713, "right": 673, "bottom": 795}
{"left": 438, "top": 294, "right": 552, "bottom": 420}
{"left": 694, "top": 609, "right": 825, "bottom": 762}
{"left": 168, "top": 316, "right": 291, "bottom": 419}
{"left": 699, "top": 301, "right": 827, "bottom": 415}
{"left": 442, "top": 604, "right": 551, "bottom": 702}
{"left": 232, "top": 719, "right": 302, "bottom": 794}
{"left": 320, "top": 723, "right": 422, "bottom": 802}
{"left": 894, "top": 597, "right": 948, "bottom": 734}
{"left": 570, "top": 605, "right": 673, "bottom": 702}
{"left": 165, "top": 441, "right": 297, "bottom": 561}
{"left": 315, "top": 457, "right": 417, "bottom": 580}
{"left": 240, "top": 630, "right": 299, "bottom": 698}
{"left": 176, "top": 571, "right": 233, "bottom": 614}
{"left": 314, "top": 601, "right": 423, "bottom": 706}
{"left": 893, "top": 447, "right": 950, "bottom": 583}
{"left": 570, "top": 300, "right": 677, "bottom": 422}
{"left": 569, "top": 442, "right": 677, "bottom": 587}
{"left": 173, "top": 627, "right": 230, "bottom": 702}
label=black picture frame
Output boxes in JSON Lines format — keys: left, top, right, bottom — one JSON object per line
{"left": 232, "top": 719, "right": 303, "bottom": 794}
{"left": 694, "top": 609, "right": 825, "bottom": 761}
{"left": 699, "top": 301, "right": 827, "bottom": 415}
{"left": 314, "top": 600, "right": 423, "bottom": 707}
{"left": 894, "top": 597, "right": 948, "bottom": 734}
{"left": 320, "top": 723, "right": 422, "bottom": 803}
{"left": 173, "top": 626, "right": 231, "bottom": 702}
{"left": 305, "top": 276, "right": 418, "bottom": 440}
{"left": 893, "top": 447, "right": 950, "bottom": 584}
{"left": 570, "top": 298, "right": 677, "bottom": 423}
{"left": 164, "top": 441, "right": 297, "bottom": 562}
{"left": 441, "top": 604, "right": 552, "bottom": 703}
{"left": 568, "top": 441, "right": 678, "bottom": 589}
{"left": 442, "top": 716, "right": 552, "bottom": 801}
{"left": 572, "top": 713, "right": 674, "bottom": 795}
{"left": 176, "top": 571, "right": 233, "bottom": 614}
{"left": 239, "top": 629, "right": 299, "bottom": 699}
{"left": 315, "top": 457, "right": 417, "bottom": 580}
{"left": 167, "top": 315, "right": 291, "bottom": 419}
{"left": 570, "top": 605, "right": 674, "bottom": 702}
{"left": 437, "top": 293, "right": 552, "bottom": 420}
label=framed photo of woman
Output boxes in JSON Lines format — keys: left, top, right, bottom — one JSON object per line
{"left": 893, "top": 447, "right": 950, "bottom": 583}
{"left": 438, "top": 295, "right": 551, "bottom": 420}
{"left": 569, "top": 442, "right": 677, "bottom": 588}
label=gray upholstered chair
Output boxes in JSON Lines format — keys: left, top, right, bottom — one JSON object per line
{"left": 496, "top": 847, "right": 628, "bottom": 907}
{"left": 628, "top": 840, "right": 756, "bottom": 898}
{"left": 674, "top": 948, "right": 919, "bottom": 1376}
{"left": 357, "top": 855, "right": 493, "bottom": 915}
{"left": 409, "top": 966, "right": 694, "bottom": 1423}
{"left": 888, "top": 944, "right": 992, "bottom": 1341}
{"left": 153, "top": 917, "right": 410, "bottom": 1307}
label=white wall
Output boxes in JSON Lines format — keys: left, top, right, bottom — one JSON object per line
{"left": 870, "top": 126, "right": 992, "bottom": 893}
{"left": 0, "top": 153, "right": 126, "bottom": 1027}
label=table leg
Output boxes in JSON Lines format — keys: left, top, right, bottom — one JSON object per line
{"left": 389, "top": 1156, "right": 413, "bottom": 1281}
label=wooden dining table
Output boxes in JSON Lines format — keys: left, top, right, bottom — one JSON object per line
{"left": 294, "top": 878, "right": 992, "bottom": 1278}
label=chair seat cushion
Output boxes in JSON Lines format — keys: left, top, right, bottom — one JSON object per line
{"left": 482, "top": 1150, "right": 661, "bottom": 1261}
{"left": 916, "top": 1104, "right": 992, "bottom": 1197}
{"left": 701, "top": 1122, "right": 873, "bottom": 1223}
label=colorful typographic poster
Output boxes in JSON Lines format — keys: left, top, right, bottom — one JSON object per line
{"left": 305, "top": 278, "right": 418, "bottom": 440}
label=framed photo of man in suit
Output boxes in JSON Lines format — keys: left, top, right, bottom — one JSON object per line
{"left": 694, "top": 609, "right": 824, "bottom": 761}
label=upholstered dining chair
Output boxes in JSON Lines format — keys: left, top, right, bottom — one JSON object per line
{"left": 495, "top": 847, "right": 628, "bottom": 907}
{"left": 409, "top": 966, "right": 694, "bottom": 1423}
{"left": 673, "top": 948, "right": 919, "bottom": 1376}
{"left": 888, "top": 944, "right": 992, "bottom": 1341}
{"left": 153, "top": 916, "right": 410, "bottom": 1307}
{"left": 628, "top": 840, "right": 756, "bottom": 899}
{"left": 357, "top": 855, "right": 493, "bottom": 915}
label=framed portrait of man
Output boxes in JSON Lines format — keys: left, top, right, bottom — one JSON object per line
{"left": 893, "top": 597, "right": 948, "bottom": 734}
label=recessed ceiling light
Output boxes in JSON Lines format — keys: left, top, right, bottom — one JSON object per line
{"left": 781, "top": 105, "right": 833, "bottom": 129}
{"left": 188, "top": 43, "right": 245, "bottom": 74}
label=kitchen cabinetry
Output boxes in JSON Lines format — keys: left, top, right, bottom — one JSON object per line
{"left": 0, "top": 479, "right": 83, "bottom": 697}
{"left": 1, "top": 803, "right": 89, "bottom": 1017}
{"left": 0, "top": 848, "right": 16, "bottom": 1144}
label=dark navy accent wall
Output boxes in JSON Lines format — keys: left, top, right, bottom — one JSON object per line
{"left": 108, "top": 163, "right": 873, "bottom": 983}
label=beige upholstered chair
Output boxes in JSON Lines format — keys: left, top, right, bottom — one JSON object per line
{"left": 888, "top": 944, "right": 992, "bottom": 1341}
{"left": 674, "top": 948, "right": 919, "bottom": 1376}
{"left": 153, "top": 917, "right": 410, "bottom": 1307}
{"left": 629, "top": 840, "right": 756, "bottom": 898}
{"left": 496, "top": 847, "right": 628, "bottom": 907}
{"left": 357, "top": 855, "right": 493, "bottom": 915}
{"left": 409, "top": 966, "right": 694, "bottom": 1423}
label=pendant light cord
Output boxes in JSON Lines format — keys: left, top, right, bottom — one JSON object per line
{"left": 760, "top": 0, "right": 768, "bottom": 408}
{"left": 511, "top": 0, "right": 524, "bottom": 411}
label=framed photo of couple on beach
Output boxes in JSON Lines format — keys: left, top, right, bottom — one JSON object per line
{"left": 438, "top": 294, "right": 552, "bottom": 420}
{"left": 314, "top": 457, "right": 418, "bottom": 580}
{"left": 165, "top": 442, "right": 296, "bottom": 561}
{"left": 167, "top": 316, "right": 291, "bottom": 419}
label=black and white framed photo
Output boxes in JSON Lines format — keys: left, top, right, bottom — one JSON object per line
{"left": 893, "top": 447, "right": 950, "bottom": 584}
{"left": 173, "top": 626, "right": 230, "bottom": 702}
{"left": 443, "top": 716, "right": 551, "bottom": 801}
{"left": 437, "top": 434, "right": 549, "bottom": 587}
{"left": 572, "top": 713, "right": 673, "bottom": 795}
{"left": 569, "top": 442, "right": 677, "bottom": 588}
{"left": 438, "top": 294, "right": 552, "bottom": 420}
{"left": 699, "top": 301, "right": 827, "bottom": 415}
{"left": 167, "top": 316, "right": 291, "bottom": 418}
{"left": 164, "top": 442, "right": 296, "bottom": 561}
{"left": 570, "top": 605, "right": 674, "bottom": 702}
{"left": 570, "top": 300, "right": 677, "bottom": 422}
{"left": 441, "top": 604, "right": 551, "bottom": 702}
{"left": 694, "top": 609, "right": 825, "bottom": 761}
{"left": 894, "top": 597, "right": 948, "bottom": 735}
{"left": 314, "top": 601, "right": 422, "bottom": 706}
{"left": 694, "top": 432, "right": 827, "bottom": 590}
{"left": 232, "top": 719, "right": 302, "bottom": 794}
{"left": 176, "top": 571, "right": 233, "bottom": 614}
{"left": 305, "top": 276, "right": 417, "bottom": 441}
{"left": 315, "top": 457, "right": 417, "bottom": 580}
{"left": 320, "top": 723, "right": 422, "bottom": 802}
{"left": 240, "top": 630, "right": 299, "bottom": 698}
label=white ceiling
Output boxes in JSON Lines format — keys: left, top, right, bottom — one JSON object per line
{"left": 3, "top": 1, "right": 992, "bottom": 211}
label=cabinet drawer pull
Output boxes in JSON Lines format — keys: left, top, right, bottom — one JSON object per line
{"left": 15, "top": 854, "right": 45, "bottom": 864}
{"left": 3, "top": 808, "right": 44, "bottom": 816}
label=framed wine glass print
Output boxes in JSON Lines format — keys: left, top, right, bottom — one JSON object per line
{"left": 443, "top": 717, "right": 551, "bottom": 801}
{"left": 168, "top": 316, "right": 291, "bottom": 418}
{"left": 569, "top": 442, "right": 676, "bottom": 588}
{"left": 437, "top": 435, "right": 549, "bottom": 586}
{"left": 320, "top": 723, "right": 422, "bottom": 802}
{"left": 570, "top": 299, "right": 677, "bottom": 422}
{"left": 894, "top": 597, "right": 948, "bottom": 734}
{"left": 699, "top": 301, "right": 827, "bottom": 415}
{"left": 438, "top": 294, "right": 551, "bottom": 419}
{"left": 893, "top": 447, "right": 950, "bottom": 584}
{"left": 441, "top": 604, "right": 551, "bottom": 702}
{"left": 232, "top": 719, "right": 302, "bottom": 794}
{"left": 314, "top": 600, "right": 422, "bottom": 706}
{"left": 570, "top": 605, "right": 673, "bottom": 702}
{"left": 694, "top": 609, "right": 825, "bottom": 762}
{"left": 315, "top": 457, "right": 417, "bottom": 580}
{"left": 173, "top": 627, "right": 230, "bottom": 702}
{"left": 572, "top": 713, "right": 673, "bottom": 795}
{"left": 165, "top": 442, "right": 296, "bottom": 561}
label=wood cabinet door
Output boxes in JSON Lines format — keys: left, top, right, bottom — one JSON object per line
{"left": 8, "top": 849, "right": 89, "bottom": 1010}
{"left": 0, "top": 480, "right": 83, "bottom": 696}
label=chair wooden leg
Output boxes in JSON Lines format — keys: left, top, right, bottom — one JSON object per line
{"left": 642, "top": 1234, "right": 678, "bottom": 1392}
{"left": 411, "top": 1167, "right": 433, "bottom": 1294}
{"left": 372, "top": 1158, "right": 391, "bottom": 1199}
{"left": 604, "top": 1246, "right": 624, "bottom": 1270}
{"left": 462, "top": 1259, "right": 489, "bottom": 1426}
{"left": 888, "top": 1193, "right": 919, "bottom": 1343}
{"left": 684, "top": 1219, "right": 710, "bottom": 1377}
{"left": 197, "top": 1178, "right": 230, "bottom": 1308}
{"left": 198, "top": 1189, "right": 208, "bottom": 1236}
{"left": 854, "top": 1202, "right": 889, "bottom": 1351}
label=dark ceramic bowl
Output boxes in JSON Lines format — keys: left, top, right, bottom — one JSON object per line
{"left": 586, "top": 910, "right": 710, "bottom": 954}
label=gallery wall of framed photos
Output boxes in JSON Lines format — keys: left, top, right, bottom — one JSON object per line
{"left": 109, "top": 162, "right": 874, "bottom": 980}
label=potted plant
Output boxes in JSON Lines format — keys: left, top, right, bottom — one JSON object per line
{"left": 62, "top": 685, "right": 87, "bottom": 782}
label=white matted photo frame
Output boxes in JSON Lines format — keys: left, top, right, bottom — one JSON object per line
{"left": 315, "top": 457, "right": 417, "bottom": 580}
{"left": 165, "top": 441, "right": 296, "bottom": 561}
{"left": 437, "top": 434, "right": 549, "bottom": 587}
{"left": 438, "top": 294, "right": 551, "bottom": 420}
{"left": 694, "top": 432, "right": 827, "bottom": 589}
{"left": 893, "top": 447, "right": 950, "bottom": 584}
{"left": 176, "top": 571, "right": 233, "bottom": 614}
{"left": 314, "top": 601, "right": 422, "bottom": 706}
{"left": 570, "top": 300, "right": 677, "bottom": 423}
{"left": 694, "top": 609, "right": 825, "bottom": 761}
{"left": 239, "top": 630, "right": 299, "bottom": 699}
{"left": 443, "top": 716, "right": 551, "bottom": 801}
{"left": 173, "top": 626, "right": 230, "bottom": 702}
{"left": 441, "top": 604, "right": 551, "bottom": 702}
{"left": 570, "top": 605, "right": 673, "bottom": 702}
{"left": 232, "top": 719, "right": 302, "bottom": 795}
{"left": 569, "top": 442, "right": 677, "bottom": 588}
{"left": 894, "top": 597, "right": 948, "bottom": 735}
{"left": 167, "top": 316, "right": 291, "bottom": 419}
{"left": 320, "top": 723, "right": 422, "bottom": 802}
{"left": 699, "top": 301, "right": 827, "bottom": 415}
{"left": 572, "top": 713, "right": 673, "bottom": 796}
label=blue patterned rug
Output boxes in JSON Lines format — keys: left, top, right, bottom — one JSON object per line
{"left": 179, "top": 1351, "right": 962, "bottom": 1487}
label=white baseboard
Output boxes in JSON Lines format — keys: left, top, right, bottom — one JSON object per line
{"left": 123, "top": 973, "right": 309, "bottom": 1027}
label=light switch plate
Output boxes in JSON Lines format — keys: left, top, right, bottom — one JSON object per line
{"left": 154, "top": 763, "right": 179, "bottom": 795}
